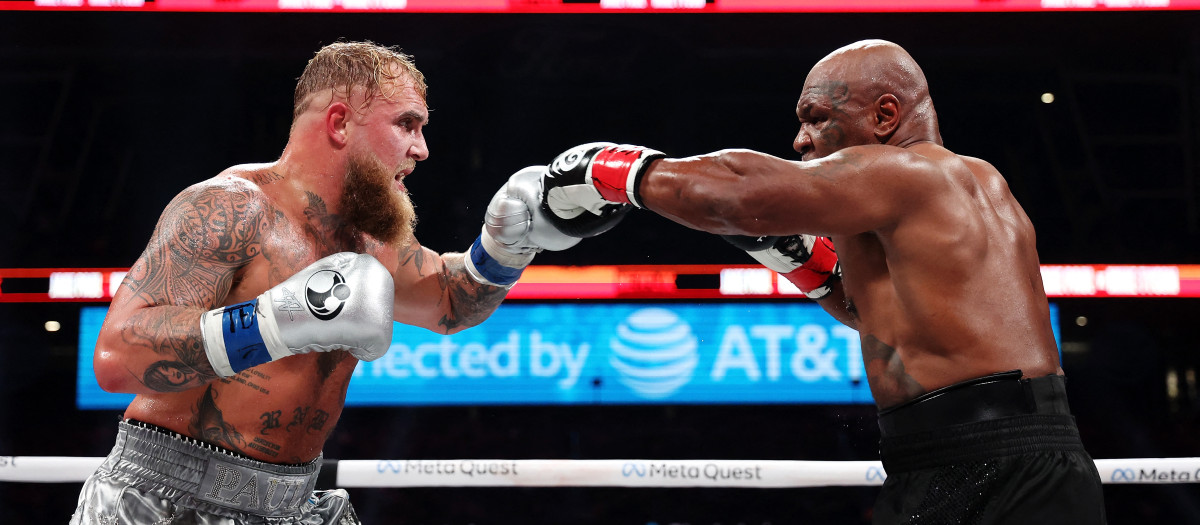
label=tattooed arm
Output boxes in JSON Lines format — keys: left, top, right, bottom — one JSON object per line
{"left": 93, "top": 178, "right": 264, "bottom": 394}
{"left": 381, "top": 237, "right": 508, "bottom": 335}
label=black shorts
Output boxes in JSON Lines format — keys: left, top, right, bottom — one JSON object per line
{"left": 872, "top": 372, "right": 1106, "bottom": 525}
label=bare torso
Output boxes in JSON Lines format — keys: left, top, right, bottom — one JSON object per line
{"left": 121, "top": 165, "right": 398, "bottom": 463}
{"left": 641, "top": 143, "right": 1062, "bottom": 409}
{"left": 834, "top": 143, "right": 1061, "bottom": 408}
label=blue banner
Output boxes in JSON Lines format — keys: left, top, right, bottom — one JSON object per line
{"left": 76, "top": 303, "right": 1059, "bottom": 408}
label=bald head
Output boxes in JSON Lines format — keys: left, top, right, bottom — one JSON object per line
{"left": 811, "top": 40, "right": 927, "bottom": 102}
{"left": 800, "top": 40, "right": 940, "bottom": 147}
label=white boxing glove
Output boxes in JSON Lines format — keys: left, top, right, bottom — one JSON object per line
{"left": 465, "top": 165, "right": 594, "bottom": 288}
{"left": 723, "top": 234, "right": 841, "bottom": 300}
{"left": 200, "top": 252, "right": 395, "bottom": 377}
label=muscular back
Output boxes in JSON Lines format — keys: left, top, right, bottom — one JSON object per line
{"left": 103, "top": 166, "right": 376, "bottom": 463}
{"left": 836, "top": 144, "right": 1061, "bottom": 408}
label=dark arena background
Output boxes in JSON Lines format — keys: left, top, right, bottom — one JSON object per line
{"left": 2, "top": 3, "right": 1200, "bottom": 524}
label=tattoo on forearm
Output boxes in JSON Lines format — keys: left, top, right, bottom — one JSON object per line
{"left": 438, "top": 260, "right": 507, "bottom": 332}
{"left": 125, "top": 307, "right": 218, "bottom": 391}
{"left": 141, "top": 360, "right": 208, "bottom": 392}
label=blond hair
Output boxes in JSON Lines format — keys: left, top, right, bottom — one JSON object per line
{"left": 292, "top": 41, "right": 427, "bottom": 121}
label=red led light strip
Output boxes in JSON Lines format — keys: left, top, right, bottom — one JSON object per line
{"left": 1, "top": 0, "right": 1197, "bottom": 12}
{"left": 3, "top": 264, "right": 1198, "bottom": 303}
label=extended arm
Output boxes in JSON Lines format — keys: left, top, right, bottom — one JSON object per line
{"left": 542, "top": 143, "right": 915, "bottom": 238}
{"left": 388, "top": 165, "right": 626, "bottom": 334}
{"left": 642, "top": 149, "right": 900, "bottom": 238}
{"left": 537, "top": 143, "right": 929, "bottom": 327}
{"left": 385, "top": 242, "right": 512, "bottom": 335}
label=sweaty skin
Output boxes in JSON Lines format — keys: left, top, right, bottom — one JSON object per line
{"left": 93, "top": 74, "right": 509, "bottom": 463}
{"left": 638, "top": 41, "right": 1061, "bottom": 409}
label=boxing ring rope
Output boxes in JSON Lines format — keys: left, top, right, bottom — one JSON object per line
{"left": 3, "top": 457, "right": 1200, "bottom": 486}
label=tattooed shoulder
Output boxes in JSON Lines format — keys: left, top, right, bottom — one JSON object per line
{"left": 126, "top": 180, "right": 268, "bottom": 305}
{"left": 158, "top": 180, "right": 267, "bottom": 264}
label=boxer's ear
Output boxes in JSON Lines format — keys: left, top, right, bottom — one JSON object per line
{"left": 325, "top": 101, "right": 350, "bottom": 148}
{"left": 873, "top": 94, "right": 900, "bottom": 142}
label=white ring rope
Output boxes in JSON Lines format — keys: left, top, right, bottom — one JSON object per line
{"left": 3, "top": 457, "right": 1200, "bottom": 486}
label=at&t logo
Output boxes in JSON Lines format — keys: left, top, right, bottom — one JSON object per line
{"left": 609, "top": 308, "right": 698, "bottom": 399}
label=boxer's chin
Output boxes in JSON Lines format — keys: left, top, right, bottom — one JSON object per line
{"left": 341, "top": 153, "right": 417, "bottom": 244}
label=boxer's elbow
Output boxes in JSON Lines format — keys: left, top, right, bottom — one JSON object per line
{"left": 92, "top": 336, "right": 136, "bottom": 393}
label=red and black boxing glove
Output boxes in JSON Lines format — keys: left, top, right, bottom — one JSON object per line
{"left": 723, "top": 234, "right": 841, "bottom": 299}
{"left": 541, "top": 142, "right": 665, "bottom": 237}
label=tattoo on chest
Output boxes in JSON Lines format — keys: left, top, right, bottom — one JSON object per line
{"left": 301, "top": 191, "right": 363, "bottom": 254}
{"left": 262, "top": 406, "right": 331, "bottom": 435}
{"left": 229, "top": 368, "right": 271, "bottom": 395}
{"left": 861, "top": 335, "right": 926, "bottom": 405}
{"left": 316, "top": 352, "right": 345, "bottom": 381}
{"left": 260, "top": 410, "right": 283, "bottom": 434}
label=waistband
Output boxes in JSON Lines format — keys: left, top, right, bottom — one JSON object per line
{"left": 879, "top": 413, "right": 1085, "bottom": 473}
{"left": 97, "top": 420, "right": 322, "bottom": 518}
{"left": 876, "top": 370, "right": 1073, "bottom": 437}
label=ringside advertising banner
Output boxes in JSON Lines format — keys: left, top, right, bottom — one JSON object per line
{"left": 76, "top": 303, "right": 1059, "bottom": 408}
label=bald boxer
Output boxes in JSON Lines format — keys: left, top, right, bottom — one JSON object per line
{"left": 71, "top": 41, "right": 620, "bottom": 525}
{"left": 540, "top": 40, "right": 1106, "bottom": 524}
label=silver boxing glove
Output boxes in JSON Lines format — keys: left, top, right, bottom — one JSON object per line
{"left": 465, "top": 165, "right": 586, "bottom": 287}
{"left": 200, "top": 252, "right": 395, "bottom": 377}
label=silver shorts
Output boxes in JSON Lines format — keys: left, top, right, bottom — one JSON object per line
{"left": 70, "top": 420, "right": 361, "bottom": 525}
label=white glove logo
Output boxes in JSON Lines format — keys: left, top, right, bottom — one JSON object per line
{"left": 305, "top": 270, "right": 351, "bottom": 321}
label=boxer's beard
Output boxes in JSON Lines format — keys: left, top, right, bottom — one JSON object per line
{"left": 340, "top": 152, "right": 416, "bottom": 244}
